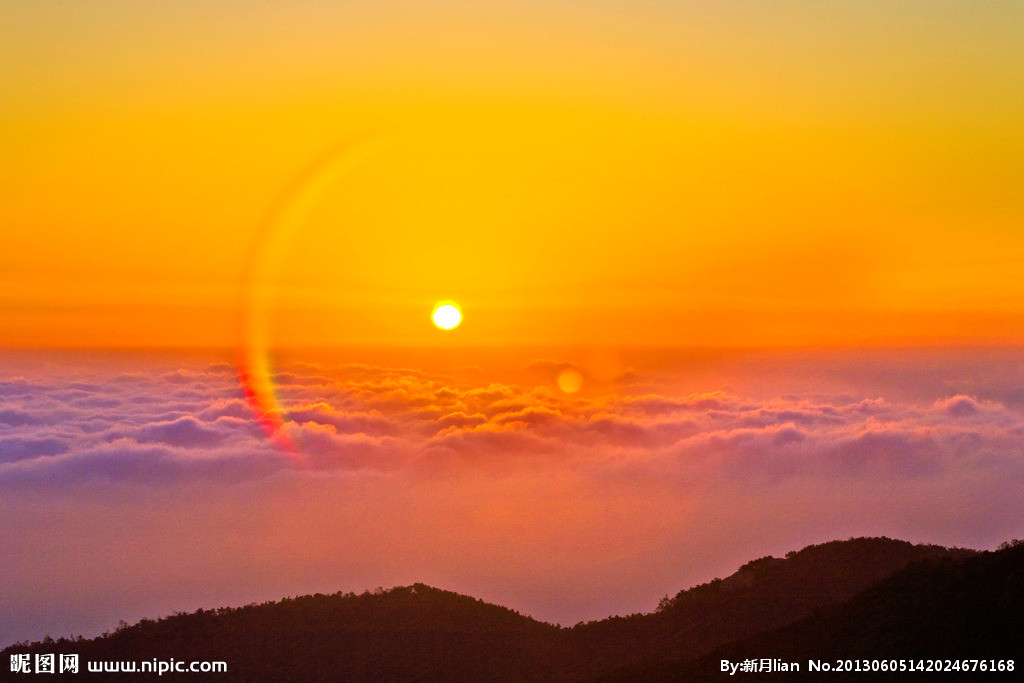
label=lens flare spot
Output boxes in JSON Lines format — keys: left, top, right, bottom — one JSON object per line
{"left": 557, "top": 368, "right": 584, "bottom": 393}
{"left": 432, "top": 303, "right": 462, "bottom": 330}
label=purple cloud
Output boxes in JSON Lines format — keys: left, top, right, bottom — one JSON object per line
{"left": 0, "top": 436, "right": 68, "bottom": 463}
{"left": 134, "top": 416, "right": 230, "bottom": 449}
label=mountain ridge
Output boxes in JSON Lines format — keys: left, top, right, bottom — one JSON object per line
{"left": 5, "top": 537, "right": 1020, "bottom": 681}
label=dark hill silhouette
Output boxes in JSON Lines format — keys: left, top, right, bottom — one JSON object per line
{"left": 558, "top": 537, "right": 968, "bottom": 679}
{"left": 2, "top": 585, "right": 560, "bottom": 682}
{"left": 5, "top": 537, "right": 1018, "bottom": 682}
{"left": 600, "top": 540, "right": 1024, "bottom": 681}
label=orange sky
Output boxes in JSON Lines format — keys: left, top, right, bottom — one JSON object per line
{"left": 3, "top": 1, "right": 1023, "bottom": 348}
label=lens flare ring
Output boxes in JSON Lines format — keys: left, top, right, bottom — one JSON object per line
{"left": 236, "top": 135, "right": 390, "bottom": 465}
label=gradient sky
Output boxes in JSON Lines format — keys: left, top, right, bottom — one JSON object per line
{"left": 2, "top": 0, "right": 1024, "bottom": 650}
{"left": 3, "top": 0, "right": 1024, "bottom": 347}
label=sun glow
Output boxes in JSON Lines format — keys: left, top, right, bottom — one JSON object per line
{"left": 432, "top": 303, "right": 462, "bottom": 330}
{"left": 556, "top": 369, "right": 584, "bottom": 394}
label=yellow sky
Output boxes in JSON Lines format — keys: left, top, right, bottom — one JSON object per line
{"left": 2, "top": 1, "right": 1023, "bottom": 348}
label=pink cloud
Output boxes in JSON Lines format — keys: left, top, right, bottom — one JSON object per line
{"left": 4, "top": 350, "right": 1024, "bottom": 649}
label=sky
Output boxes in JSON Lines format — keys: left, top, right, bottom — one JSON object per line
{"left": 2, "top": 0, "right": 1024, "bottom": 648}
{"left": 3, "top": 0, "right": 1024, "bottom": 348}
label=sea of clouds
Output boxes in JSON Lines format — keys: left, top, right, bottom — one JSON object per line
{"left": 2, "top": 349, "right": 1023, "bottom": 645}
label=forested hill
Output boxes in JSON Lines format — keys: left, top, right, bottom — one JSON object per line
{"left": 559, "top": 536, "right": 972, "bottom": 679}
{"left": 5, "top": 537, "right": 1020, "bottom": 682}
{"left": 3, "top": 585, "right": 560, "bottom": 682}
{"left": 600, "top": 540, "right": 1024, "bottom": 681}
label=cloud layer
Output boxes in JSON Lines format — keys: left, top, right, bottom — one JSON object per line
{"left": 2, "top": 349, "right": 1023, "bottom": 647}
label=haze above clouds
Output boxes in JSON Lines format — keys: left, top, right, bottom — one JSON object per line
{"left": 3, "top": 348, "right": 1022, "bottom": 647}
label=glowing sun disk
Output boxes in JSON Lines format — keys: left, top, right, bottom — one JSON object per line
{"left": 432, "top": 303, "right": 462, "bottom": 329}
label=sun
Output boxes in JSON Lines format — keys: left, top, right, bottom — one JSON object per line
{"left": 432, "top": 303, "right": 462, "bottom": 330}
